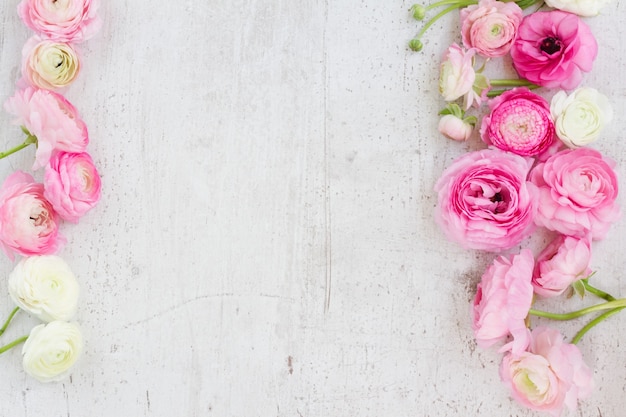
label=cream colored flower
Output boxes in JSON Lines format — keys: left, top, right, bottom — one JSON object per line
{"left": 22, "top": 36, "right": 81, "bottom": 90}
{"left": 550, "top": 87, "right": 613, "bottom": 148}
{"left": 22, "top": 321, "right": 83, "bottom": 383}
{"left": 9, "top": 255, "right": 79, "bottom": 322}
{"left": 544, "top": 0, "right": 612, "bottom": 17}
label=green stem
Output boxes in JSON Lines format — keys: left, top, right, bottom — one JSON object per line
{"left": 0, "top": 307, "right": 20, "bottom": 337}
{"left": 489, "top": 79, "right": 538, "bottom": 87}
{"left": 0, "top": 335, "right": 28, "bottom": 356}
{"left": 424, "top": 0, "right": 477, "bottom": 11}
{"left": 571, "top": 307, "right": 626, "bottom": 344}
{"left": 487, "top": 85, "right": 540, "bottom": 98}
{"left": 0, "top": 134, "right": 37, "bottom": 160}
{"left": 582, "top": 280, "right": 616, "bottom": 302}
{"left": 415, "top": 2, "right": 476, "bottom": 41}
{"left": 529, "top": 298, "right": 626, "bottom": 320}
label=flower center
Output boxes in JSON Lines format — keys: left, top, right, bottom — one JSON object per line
{"left": 540, "top": 37, "right": 562, "bottom": 55}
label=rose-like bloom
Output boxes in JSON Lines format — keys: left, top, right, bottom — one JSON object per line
{"left": 0, "top": 171, "right": 62, "bottom": 259}
{"left": 500, "top": 327, "right": 594, "bottom": 416}
{"left": 17, "top": 0, "right": 102, "bottom": 43}
{"left": 544, "top": 0, "right": 612, "bottom": 17}
{"left": 22, "top": 36, "right": 81, "bottom": 90}
{"left": 530, "top": 148, "right": 620, "bottom": 240}
{"left": 481, "top": 88, "right": 555, "bottom": 156}
{"left": 22, "top": 321, "right": 83, "bottom": 382}
{"left": 435, "top": 148, "right": 537, "bottom": 251}
{"left": 472, "top": 249, "right": 534, "bottom": 353}
{"left": 551, "top": 87, "right": 613, "bottom": 148}
{"left": 5, "top": 87, "right": 88, "bottom": 170}
{"left": 438, "top": 114, "right": 473, "bottom": 141}
{"left": 8, "top": 255, "right": 79, "bottom": 322}
{"left": 439, "top": 44, "right": 476, "bottom": 103}
{"left": 532, "top": 235, "right": 592, "bottom": 297}
{"left": 44, "top": 152, "right": 101, "bottom": 223}
{"left": 510, "top": 11, "right": 597, "bottom": 90}
{"left": 460, "top": 0, "right": 523, "bottom": 58}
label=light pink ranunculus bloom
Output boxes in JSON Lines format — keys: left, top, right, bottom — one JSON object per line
{"left": 510, "top": 11, "right": 597, "bottom": 90}
{"left": 0, "top": 171, "right": 62, "bottom": 259}
{"left": 480, "top": 88, "right": 555, "bottom": 156}
{"left": 438, "top": 114, "right": 473, "bottom": 141}
{"left": 4, "top": 87, "right": 89, "bottom": 170}
{"left": 529, "top": 148, "right": 620, "bottom": 240}
{"left": 21, "top": 35, "right": 81, "bottom": 91}
{"left": 532, "top": 235, "right": 592, "bottom": 297}
{"left": 472, "top": 249, "right": 534, "bottom": 353}
{"left": 500, "top": 327, "right": 594, "bottom": 416}
{"left": 44, "top": 152, "right": 102, "bottom": 223}
{"left": 439, "top": 44, "right": 476, "bottom": 103}
{"left": 435, "top": 148, "right": 537, "bottom": 252}
{"left": 460, "top": 0, "right": 523, "bottom": 58}
{"left": 17, "top": 0, "right": 101, "bottom": 43}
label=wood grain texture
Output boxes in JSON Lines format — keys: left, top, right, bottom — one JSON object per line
{"left": 0, "top": 1, "right": 624, "bottom": 416}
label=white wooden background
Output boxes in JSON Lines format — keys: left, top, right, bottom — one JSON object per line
{"left": 0, "top": 1, "right": 625, "bottom": 416}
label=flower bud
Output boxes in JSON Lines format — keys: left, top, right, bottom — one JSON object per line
{"left": 438, "top": 114, "right": 474, "bottom": 141}
{"left": 408, "top": 38, "right": 423, "bottom": 52}
{"left": 410, "top": 4, "right": 426, "bottom": 20}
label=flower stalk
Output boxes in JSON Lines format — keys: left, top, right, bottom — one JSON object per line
{"left": 0, "top": 307, "right": 20, "bottom": 337}
{"left": 0, "top": 335, "right": 28, "bottom": 355}
{"left": 0, "top": 133, "right": 37, "bottom": 160}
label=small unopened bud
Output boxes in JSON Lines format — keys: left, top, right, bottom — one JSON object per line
{"left": 410, "top": 4, "right": 426, "bottom": 20}
{"left": 408, "top": 38, "right": 423, "bottom": 52}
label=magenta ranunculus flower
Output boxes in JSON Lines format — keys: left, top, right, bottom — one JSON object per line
{"left": 4, "top": 87, "right": 89, "bottom": 170}
{"left": 533, "top": 235, "right": 592, "bottom": 297}
{"left": 0, "top": 171, "right": 62, "bottom": 259}
{"left": 530, "top": 148, "right": 620, "bottom": 240}
{"left": 435, "top": 148, "right": 537, "bottom": 251}
{"left": 480, "top": 88, "right": 555, "bottom": 156}
{"left": 472, "top": 249, "right": 534, "bottom": 353}
{"left": 460, "top": 0, "right": 523, "bottom": 58}
{"left": 17, "top": 0, "right": 102, "bottom": 43}
{"left": 510, "top": 11, "right": 597, "bottom": 90}
{"left": 44, "top": 152, "right": 102, "bottom": 223}
{"left": 500, "top": 327, "right": 594, "bottom": 416}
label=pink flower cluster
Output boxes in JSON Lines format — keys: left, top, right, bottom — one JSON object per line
{"left": 419, "top": 0, "right": 619, "bottom": 414}
{"left": 0, "top": 1, "right": 101, "bottom": 258}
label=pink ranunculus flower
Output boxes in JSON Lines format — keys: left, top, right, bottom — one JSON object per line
{"left": 0, "top": 171, "right": 62, "bottom": 259}
{"left": 480, "top": 88, "right": 556, "bottom": 156}
{"left": 472, "top": 249, "right": 534, "bottom": 353}
{"left": 439, "top": 43, "right": 476, "bottom": 103}
{"left": 17, "top": 0, "right": 102, "bottom": 43}
{"left": 500, "top": 327, "right": 594, "bottom": 416}
{"left": 529, "top": 148, "right": 620, "bottom": 240}
{"left": 460, "top": 0, "right": 523, "bottom": 58}
{"left": 4, "top": 87, "right": 89, "bottom": 170}
{"left": 44, "top": 152, "right": 102, "bottom": 223}
{"left": 532, "top": 235, "right": 592, "bottom": 297}
{"left": 510, "top": 11, "right": 597, "bottom": 90}
{"left": 21, "top": 35, "right": 81, "bottom": 91}
{"left": 435, "top": 148, "right": 537, "bottom": 252}
{"left": 438, "top": 114, "right": 473, "bottom": 141}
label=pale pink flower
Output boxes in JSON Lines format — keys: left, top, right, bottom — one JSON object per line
{"left": 533, "top": 235, "right": 592, "bottom": 297}
{"left": 4, "top": 87, "right": 88, "bottom": 170}
{"left": 510, "top": 11, "right": 597, "bottom": 90}
{"left": 21, "top": 35, "right": 81, "bottom": 91}
{"left": 44, "top": 152, "right": 101, "bottom": 223}
{"left": 500, "top": 327, "right": 594, "bottom": 416}
{"left": 439, "top": 44, "right": 476, "bottom": 103}
{"left": 17, "top": 0, "right": 101, "bottom": 43}
{"left": 438, "top": 114, "right": 473, "bottom": 141}
{"left": 460, "top": 0, "right": 523, "bottom": 58}
{"left": 435, "top": 148, "right": 537, "bottom": 252}
{"left": 472, "top": 249, "right": 534, "bottom": 353}
{"left": 480, "top": 88, "right": 555, "bottom": 156}
{"left": 529, "top": 148, "right": 620, "bottom": 240}
{"left": 0, "top": 171, "right": 62, "bottom": 259}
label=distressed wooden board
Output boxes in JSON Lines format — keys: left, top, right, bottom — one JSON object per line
{"left": 0, "top": 1, "right": 624, "bottom": 416}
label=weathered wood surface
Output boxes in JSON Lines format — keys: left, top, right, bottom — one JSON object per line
{"left": 0, "top": 1, "right": 624, "bottom": 416}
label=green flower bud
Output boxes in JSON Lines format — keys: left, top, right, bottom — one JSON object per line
{"left": 410, "top": 4, "right": 426, "bottom": 20}
{"left": 408, "top": 38, "right": 423, "bottom": 52}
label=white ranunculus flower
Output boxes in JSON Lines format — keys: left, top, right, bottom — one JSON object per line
{"left": 22, "top": 36, "right": 81, "bottom": 90}
{"left": 550, "top": 87, "right": 613, "bottom": 148}
{"left": 9, "top": 255, "right": 80, "bottom": 322}
{"left": 544, "top": 0, "right": 612, "bottom": 17}
{"left": 22, "top": 321, "right": 83, "bottom": 383}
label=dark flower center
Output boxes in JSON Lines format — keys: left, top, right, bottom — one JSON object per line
{"left": 540, "top": 37, "right": 563, "bottom": 55}
{"left": 490, "top": 192, "right": 503, "bottom": 203}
